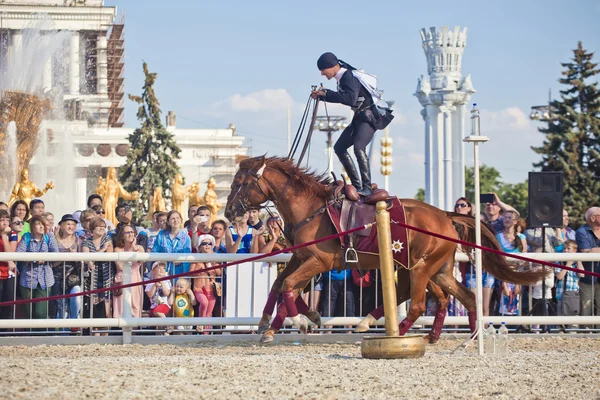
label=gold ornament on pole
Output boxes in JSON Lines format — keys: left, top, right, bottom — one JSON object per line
{"left": 361, "top": 201, "right": 425, "bottom": 359}
{"left": 380, "top": 128, "right": 393, "bottom": 191}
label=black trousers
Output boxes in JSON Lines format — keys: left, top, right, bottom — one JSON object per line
{"left": 333, "top": 119, "right": 376, "bottom": 156}
{"left": 0, "top": 277, "right": 16, "bottom": 320}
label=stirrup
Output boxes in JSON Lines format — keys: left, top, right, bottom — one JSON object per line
{"left": 344, "top": 247, "right": 359, "bottom": 263}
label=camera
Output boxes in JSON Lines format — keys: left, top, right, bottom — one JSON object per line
{"left": 480, "top": 193, "right": 495, "bottom": 204}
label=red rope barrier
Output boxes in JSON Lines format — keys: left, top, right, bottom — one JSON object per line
{"left": 2, "top": 208, "right": 598, "bottom": 308}
{"left": 388, "top": 217, "right": 600, "bottom": 278}
{"left": 0, "top": 223, "right": 374, "bottom": 307}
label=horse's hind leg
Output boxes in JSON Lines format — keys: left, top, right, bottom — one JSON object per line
{"left": 426, "top": 280, "right": 450, "bottom": 344}
{"left": 430, "top": 269, "right": 477, "bottom": 334}
{"left": 399, "top": 244, "right": 455, "bottom": 336}
{"left": 355, "top": 268, "right": 411, "bottom": 333}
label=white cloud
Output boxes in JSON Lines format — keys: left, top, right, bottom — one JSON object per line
{"left": 484, "top": 107, "right": 532, "bottom": 131}
{"left": 466, "top": 106, "right": 544, "bottom": 184}
{"left": 212, "top": 88, "right": 295, "bottom": 113}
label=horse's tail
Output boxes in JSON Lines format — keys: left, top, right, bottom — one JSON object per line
{"left": 447, "top": 213, "right": 547, "bottom": 285}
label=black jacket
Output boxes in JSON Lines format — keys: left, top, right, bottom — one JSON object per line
{"left": 321, "top": 69, "right": 372, "bottom": 111}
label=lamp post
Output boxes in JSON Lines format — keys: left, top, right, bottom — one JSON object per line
{"left": 315, "top": 116, "right": 347, "bottom": 176}
{"left": 529, "top": 89, "right": 552, "bottom": 122}
{"left": 463, "top": 103, "right": 488, "bottom": 356}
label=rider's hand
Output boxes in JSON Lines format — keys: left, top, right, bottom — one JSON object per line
{"left": 311, "top": 90, "right": 325, "bottom": 99}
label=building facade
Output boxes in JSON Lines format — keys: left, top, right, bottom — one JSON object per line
{"left": 0, "top": 1, "right": 247, "bottom": 217}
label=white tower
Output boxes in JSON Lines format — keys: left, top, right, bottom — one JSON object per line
{"left": 414, "top": 26, "right": 475, "bottom": 210}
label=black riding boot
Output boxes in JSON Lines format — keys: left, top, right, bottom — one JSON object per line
{"left": 355, "top": 149, "right": 372, "bottom": 197}
{"left": 336, "top": 151, "right": 361, "bottom": 189}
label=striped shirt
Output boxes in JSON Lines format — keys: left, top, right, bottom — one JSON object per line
{"left": 555, "top": 263, "right": 580, "bottom": 300}
{"left": 82, "top": 235, "right": 113, "bottom": 300}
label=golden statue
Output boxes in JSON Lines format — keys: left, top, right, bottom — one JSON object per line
{"left": 187, "top": 182, "right": 204, "bottom": 207}
{"left": 8, "top": 168, "right": 54, "bottom": 206}
{"left": 102, "top": 166, "right": 139, "bottom": 226}
{"left": 94, "top": 176, "right": 107, "bottom": 199}
{"left": 148, "top": 187, "right": 167, "bottom": 220}
{"left": 203, "top": 177, "right": 223, "bottom": 223}
{"left": 171, "top": 173, "right": 187, "bottom": 217}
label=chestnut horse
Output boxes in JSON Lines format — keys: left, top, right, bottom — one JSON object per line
{"left": 225, "top": 156, "right": 546, "bottom": 343}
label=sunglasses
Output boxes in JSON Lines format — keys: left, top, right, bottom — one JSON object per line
{"left": 12, "top": 221, "right": 24, "bottom": 225}
{"left": 200, "top": 242, "right": 213, "bottom": 246}
{"left": 455, "top": 203, "right": 469, "bottom": 208}
{"left": 96, "top": 210, "right": 105, "bottom": 215}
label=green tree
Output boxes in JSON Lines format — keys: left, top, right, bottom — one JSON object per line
{"left": 464, "top": 165, "right": 503, "bottom": 202}
{"left": 532, "top": 42, "right": 600, "bottom": 227}
{"left": 499, "top": 181, "right": 528, "bottom": 218}
{"left": 119, "top": 62, "right": 182, "bottom": 226}
{"left": 414, "top": 188, "right": 425, "bottom": 201}
{"left": 414, "top": 165, "right": 528, "bottom": 216}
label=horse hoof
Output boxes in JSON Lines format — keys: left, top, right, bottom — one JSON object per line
{"left": 354, "top": 321, "right": 370, "bottom": 333}
{"left": 291, "top": 315, "right": 309, "bottom": 335}
{"left": 257, "top": 314, "right": 271, "bottom": 335}
{"left": 298, "top": 319, "right": 309, "bottom": 335}
{"left": 426, "top": 334, "right": 439, "bottom": 344}
{"left": 305, "top": 310, "right": 321, "bottom": 327}
{"left": 260, "top": 331, "right": 275, "bottom": 344}
{"left": 354, "top": 314, "right": 376, "bottom": 333}
{"left": 257, "top": 324, "right": 269, "bottom": 335}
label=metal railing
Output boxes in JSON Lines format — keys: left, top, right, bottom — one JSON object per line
{"left": 0, "top": 251, "right": 598, "bottom": 343}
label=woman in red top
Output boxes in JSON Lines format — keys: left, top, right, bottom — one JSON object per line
{"left": 0, "top": 209, "right": 17, "bottom": 320}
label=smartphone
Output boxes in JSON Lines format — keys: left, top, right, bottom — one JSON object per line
{"left": 480, "top": 193, "right": 495, "bottom": 204}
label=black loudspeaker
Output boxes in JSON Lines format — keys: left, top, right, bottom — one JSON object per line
{"left": 528, "top": 172, "right": 564, "bottom": 228}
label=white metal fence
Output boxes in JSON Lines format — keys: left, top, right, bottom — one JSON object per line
{"left": 0, "top": 251, "right": 599, "bottom": 344}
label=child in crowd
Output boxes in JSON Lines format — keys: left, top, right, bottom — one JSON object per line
{"left": 556, "top": 240, "right": 585, "bottom": 329}
{"left": 499, "top": 281, "right": 521, "bottom": 316}
{"left": 144, "top": 262, "right": 172, "bottom": 335}
{"left": 168, "top": 277, "right": 196, "bottom": 334}
{"left": 190, "top": 234, "right": 220, "bottom": 334}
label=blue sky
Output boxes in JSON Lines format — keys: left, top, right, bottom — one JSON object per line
{"left": 109, "top": 0, "right": 600, "bottom": 198}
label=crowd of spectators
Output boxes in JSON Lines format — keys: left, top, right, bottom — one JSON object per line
{"left": 451, "top": 194, "right": 598, "bottom": 332}
{"left": 0, "top": 190, "right": 598, "bottom": 334}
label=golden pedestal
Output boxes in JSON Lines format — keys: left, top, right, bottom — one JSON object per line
{"left": 361, "top": 335, "right": 426, "bottom": 359}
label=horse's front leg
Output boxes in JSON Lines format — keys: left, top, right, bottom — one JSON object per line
{"left": 258, "top": 254, "right": 301, "bottom": 335}
{"left": 281, "top": 256, "right": 325, "bottom": 334}
{"left": 260, "top": 292, "right": 312, "bottom": 343}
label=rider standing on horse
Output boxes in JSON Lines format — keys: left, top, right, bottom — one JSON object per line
{"left": 311, "top": 52, "right": 378, "bottom": 197}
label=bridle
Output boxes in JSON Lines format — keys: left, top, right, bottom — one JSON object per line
{"left": 230, "top": 163, "right": 292, "bottom": 215}
{"left": 229, "top": 162, "right": 297, "bottom": 242}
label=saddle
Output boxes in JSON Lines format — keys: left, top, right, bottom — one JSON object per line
{"left": 329, "top": 180, "right": 391, "bottom": 264}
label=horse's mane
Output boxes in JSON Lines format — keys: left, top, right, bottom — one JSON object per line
{"left": 242, "top": 156, "right": 332, "bottom": 198}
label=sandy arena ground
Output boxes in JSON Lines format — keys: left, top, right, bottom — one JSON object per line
{"left": 0, "top": 336, "right": 598, "bottom": 399}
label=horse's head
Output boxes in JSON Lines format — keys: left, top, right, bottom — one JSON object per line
{"left": 225, "top": 155, "right": 271, "bottom": 220}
